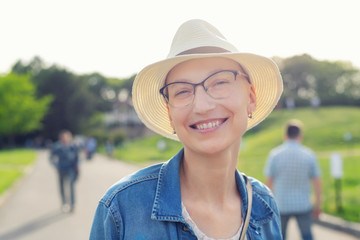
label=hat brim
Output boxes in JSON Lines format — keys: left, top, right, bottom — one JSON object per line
{"left": 132, "top": 52, "right": 283, "bottom": 141}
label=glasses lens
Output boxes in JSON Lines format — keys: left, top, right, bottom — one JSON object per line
{"left": 205, "top": 71, "right": 236, "bottom": 99}
{"left": 166, "top": 83, "right": 194, "bottom": 107}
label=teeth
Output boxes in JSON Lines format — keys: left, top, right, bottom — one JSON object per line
{"left": 196, "top": 120, "right": 220, "bottom": 130}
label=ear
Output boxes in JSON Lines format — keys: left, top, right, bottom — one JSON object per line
{"left": 248, "top": 85, "right": 257, "bottom": 114}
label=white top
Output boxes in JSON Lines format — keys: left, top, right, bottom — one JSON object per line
{"left": 182, "top": 202, "right": 247, "bottom": 240}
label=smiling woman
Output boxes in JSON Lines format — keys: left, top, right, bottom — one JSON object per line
{"left": 165, "top": 57, "right": 255, "bottom": 157}
{"left": 90, "top": 19, "right": 283, "bottom": 240}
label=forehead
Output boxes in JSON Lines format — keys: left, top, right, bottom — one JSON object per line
{"left": 166, "top": 57, "right": 241, "bottom": 83}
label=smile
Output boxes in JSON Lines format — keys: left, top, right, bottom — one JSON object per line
{"left": 191, "top": 119, "right": 227, "bottom": 130}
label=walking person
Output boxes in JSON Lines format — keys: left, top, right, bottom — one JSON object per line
{"left": 50, "top": 130, "right": 79, "bottom": 213}
{"left": 85, "top": 136, "right": 97, "bottom": 160}
{"left": 264, "top": 120, "right": 322, "bottom": 240}
{"left": 91, "top": 19, "right": 284, "bottom": 239}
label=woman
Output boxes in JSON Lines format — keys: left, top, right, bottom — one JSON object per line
{"left": 90, "top": 19, "right": 283, "bottom": 240}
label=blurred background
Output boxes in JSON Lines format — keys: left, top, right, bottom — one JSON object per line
{"left": 0, "top": 0, "right": 359, "bottom": 239}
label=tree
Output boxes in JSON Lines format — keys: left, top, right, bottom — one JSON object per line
{"left": 33, "top": 66, "right": 98, "bottom": 140}
{"left": 11, "top": 56, "right": 45, "bottom": 75}
{"left": 278, "top": 54, "right": 360, "bottom": 107}
{"left": 79, "top": 73, "right": 114, "bottom": 112}
{"left": 0, "top": 73, "right": 52, "bottom": 138}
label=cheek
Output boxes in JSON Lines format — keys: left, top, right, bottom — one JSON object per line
{"left": 228, "top": 93, "right": 249, "bottom": 114}
{"left": 169, "top": 109, "right": 187, "bottom": 129}
{"left": 228, "top": 97, "right": 250, "bottom": 129}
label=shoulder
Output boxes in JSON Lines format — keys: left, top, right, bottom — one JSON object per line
{"left": 301, "top": 145, "right": 316, "bottom": 156}
{"left": 247, "top": 176, "right": 279, "bottom": 219}
{"left": 248, "top": 176, "right": 273, "bottom": 198}
{"left": 99, "top": 162, "right": 163, "bottom": 207}
{"left": 91, "top": 163, "right": 166, "bottom": 239}
{"left": 268, "top": 144, "right": 285, "bottom": 157}
{"left": 246, "top": 176, "right": 281, "bottom": 233}
{"left": 51, "top": 142, "right": 62, "bottom": 152}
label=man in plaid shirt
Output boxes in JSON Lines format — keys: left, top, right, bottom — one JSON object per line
{"left": 264, "top": 120, "right": 322, "bottom": 240}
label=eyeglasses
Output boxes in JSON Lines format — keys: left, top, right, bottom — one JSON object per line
{"left": 160, "top": 69, "right": 249, "bottom": 108}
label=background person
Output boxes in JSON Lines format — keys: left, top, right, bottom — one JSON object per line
{"left": 105, "top": 139, "right": 115, "bottom": 157}
{"left": 85, "top": 136, "right": 97, "bottom": 160}
{"left": 264, "top": 120, "right": 322, "bottom": 240}
{"left": 50, "top": 130, "right": 79, "bottom": 213}
{"left": 90, "top": 19, "right": 284, "bottom": 239}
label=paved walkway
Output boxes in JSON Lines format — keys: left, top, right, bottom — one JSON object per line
{"left": 0, "top": 150, "right": 358, "bottom": 240}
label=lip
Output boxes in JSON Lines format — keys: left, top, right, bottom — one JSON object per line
{"left": 190, "top": 118, "right": 228, "bottom": 132}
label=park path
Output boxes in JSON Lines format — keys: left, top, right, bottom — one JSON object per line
{"left": 0, "top": 150, "right": 358, "bottom": 240}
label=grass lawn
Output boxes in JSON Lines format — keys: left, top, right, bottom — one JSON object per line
{"left": 0, "top": 149, "right": 37, "bottom": 195}
{"left": 319, "top": 155, "right": 360, "bottom": 222}
{"left": 110, "top": 106, "right": 360, "bottom": 222}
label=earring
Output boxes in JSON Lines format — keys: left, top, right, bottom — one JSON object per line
{"left": 248, "top": 113, "right": 254, "bottom": 119}
{"left": 172, "top": 129, "right": 176, "bottom": 134}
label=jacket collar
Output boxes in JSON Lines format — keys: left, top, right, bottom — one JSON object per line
{"left": 151, "top": 149, "right": 275, "bottom": 227}
{"left": 151, "top": 149, "right": 184, "bottom": 222}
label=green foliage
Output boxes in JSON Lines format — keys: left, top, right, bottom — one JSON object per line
{"left": 319, "top": 156, "right": 360, "bottom": 222}
{"left": 279, "top": 54, "right": 360, "bottom": 107}
{"left": 9, "top": 57, "right": 137, "bottom": 141}
{"left": 0, "top": 149, "right": 37, "bottom": 165}
{"left": 0, "top": 73, "right": 52, "bottom": 137}
{"left": 238, "top": 107, "right": 360, "bottom": 181}
{"left": 112, "top": 131, "right": 126, "bottom": 145}
{"left": 87, "top": 128, "right": 127, "bottom": 146}
{"left": 0, "top": 149, "right": 36, "bottom": 195}
{"left": 243, "top": 106, "right": 360, "bottom": 154}
{"left": 33, "top": 67, "right": 99, "bottom": 139}
{"left": 11, "top": 56, "right": 44, "bottom": 75}
{"left": 0, "top": 170, "right": 22, "bottom": 195}
{"left": 79, "top": 73, "right": 114, "bottom": 112}
{"left": 6, "top": 55, "right": 360, "bottom": 146}
{"left": 115, "top": 135, "right": 182, "bottom": 164}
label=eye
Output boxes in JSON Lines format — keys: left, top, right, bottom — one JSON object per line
{"left": 215, "top": 79, "right": 230, "bottom": 85}
{"left": 211, "top": 78, "right": 231, "bottom": 88}
{"left": 168, "top": 83, "right": 193, "bottom": 98}
{"left": 174, "top": 89, "right": 192, "bottom": 97}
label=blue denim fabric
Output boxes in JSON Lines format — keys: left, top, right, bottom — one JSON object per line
{"left": 50, "top": 142, "right": 79, "bottom": 210}
{"left": 59, "top": 169, "right": 77, "bottom": 207}
{"left": 50, "top": 142, "right": 79, "bottom": 172}
{"left": 281, "top": 210, "right": 313, "bottom": 240}
{"left": 90, "top": 149, "right": 282, "bottom": 240}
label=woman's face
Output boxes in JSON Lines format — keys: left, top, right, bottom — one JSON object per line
{"left": 166, "top": 57, "right": 256, "bottom": 155}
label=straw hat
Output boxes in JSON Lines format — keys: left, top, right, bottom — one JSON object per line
{"left": 132, "top": 19, "right": 283, "bottom": 141}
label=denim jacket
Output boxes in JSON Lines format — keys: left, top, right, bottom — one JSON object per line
{"left": 50, "top": 142, "right": 79, "bottom": 173}
{"left": 90, "top": 149, "right": 282, "bottom": 239}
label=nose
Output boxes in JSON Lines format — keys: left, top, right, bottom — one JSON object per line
{"left": 192, "top": 85, "right": 216, "bottom": 114}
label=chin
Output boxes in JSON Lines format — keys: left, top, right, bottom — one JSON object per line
{"left": 188, "top": 139, "right": 235, "bottom": 156}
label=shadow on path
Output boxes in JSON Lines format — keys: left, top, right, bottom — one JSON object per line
{"left": 0, "top": 210, "right": 70, "bottom": 240}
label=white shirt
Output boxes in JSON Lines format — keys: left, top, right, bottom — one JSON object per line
{"left": 182, "top": 202, "right": 247, "bottom": 240}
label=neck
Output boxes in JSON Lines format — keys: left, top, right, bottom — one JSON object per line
{"left": 180, "top": 147, "right": 240, "bottom": 206}
{"left": 285, "top": 134, "right": 302, "bottom": 143}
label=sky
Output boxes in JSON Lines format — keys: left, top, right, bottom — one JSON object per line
{"left": 1, "top": 0, "right": 359, "bottom": 79}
